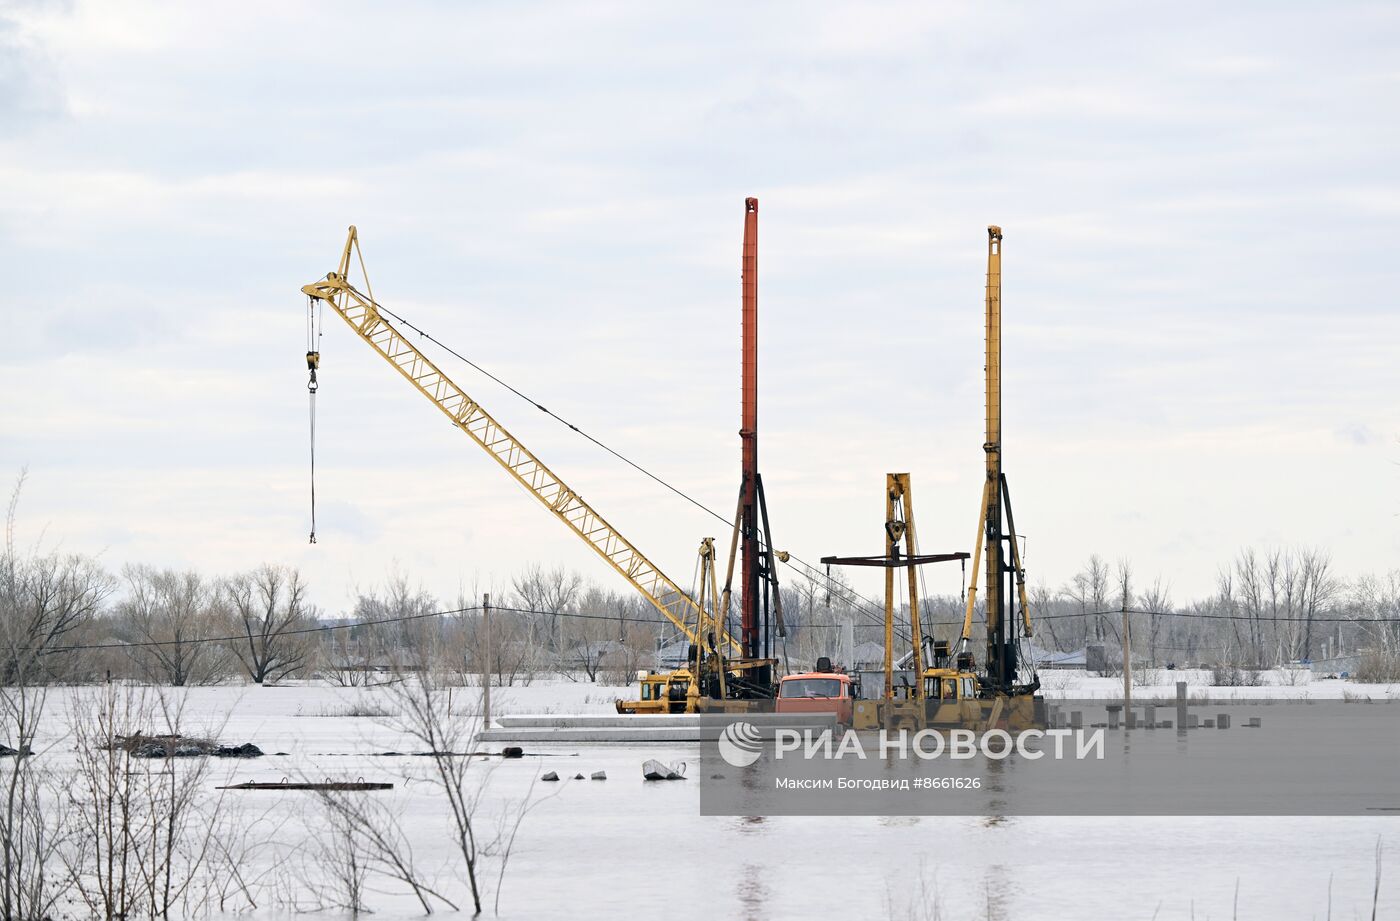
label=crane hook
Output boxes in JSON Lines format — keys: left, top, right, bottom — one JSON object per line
{"left": 307, "top": 351, "right": 320, "bottom": 543}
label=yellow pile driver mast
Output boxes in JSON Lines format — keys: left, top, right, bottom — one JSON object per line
{"left": 959, "top": 226, "right": 1038, "bottom": 696}
{"left": 301, "top": 227, "right": 770, "bottom": 703}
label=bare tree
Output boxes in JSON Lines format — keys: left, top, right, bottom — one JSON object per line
{"left": 1353, "top": 571, "right": 1400, "bottom": 680}
{"left": 560, "top": 611, "right": 618, "bottom": 683}
{"left": 1137, "top": 577, "right": 1172, "bottom": 666}
{"left": 352, "top": 572, "right": 440, "bottom": 662}
{"left": 1063, "top": 554, "right": 1111, "bottom": 647}
{"left": 1, "top": 474, "right": 112, "bottom": 685}
{"left": 460, "top": 607, "right": 545, "bottom": 688}
{"left": 221, "top": 565, "right": 316, "bottom": 684}
{"left": 1297, "top": 548, "right": 1339, "bottom": 662}
{"left": 511, "top": 563, "right": 581, "bottom": 652}
{"left": 318, "top": 627, "right": 386, "bottom": 687}
{"left": 601, "top": 621, "right": 659, "bottom": 686}
{"left": 116, "top": 565, "right": 230, "bottom": 687}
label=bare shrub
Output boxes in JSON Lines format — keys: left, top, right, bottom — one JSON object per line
{"left": 307, "top": 790, "right": 453, "bottom": 914}
{"left": 60, "top": 686, "right": 229, "bottom": 920}
{"left": 307, "top": 800, "right": 370, "bottom": 913}
{"left": 377, "top": 641, "right": 548, "bottom": 916}
{"left": 1131, "top": 667, "right": 1161, "bottom": 688}
{"left": 0, "top": 685, "right": 62, "bottom": 921}
{"left": 318, "top": 626, "right": 391, "bottom": 687}
{"left": 1211, "top": 664, "right": 1243, "bottom": 687}
{"left": 1210, "top": 664, "right": 1263, "bottom": 687}
{"left": 381, "top": 668, "right": 487, "bottom": 912}
{"left": 0, "top": 472, "right": 106, "bottom": 920}
{"left": 1355, "top": 649, "right": 1400, "bottom": 683}
{"left": 206, "top": 806, "right": 289, "bottom": 914}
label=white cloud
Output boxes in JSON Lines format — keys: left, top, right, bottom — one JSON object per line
{"left": 2, "top": 0, "right": 1398, "bottom": 615}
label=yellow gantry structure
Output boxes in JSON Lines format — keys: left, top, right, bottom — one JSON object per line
{"left": 884, "top": 473, "right": 924, "bottom": 701}
{"left": 302, "top": 226, "right": 739, "bottom": 654}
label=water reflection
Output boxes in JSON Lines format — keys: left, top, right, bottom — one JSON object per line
{"left": 736, "top": 863, "right": 769, "bottom": 919}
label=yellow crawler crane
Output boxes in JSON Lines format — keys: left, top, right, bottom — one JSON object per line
{"left": 301, "top": 227, "right": 772, "bottom": 712}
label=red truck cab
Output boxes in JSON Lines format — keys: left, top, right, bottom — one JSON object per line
{"left": 775, "top": 668, "right": 858, "bottom": 726}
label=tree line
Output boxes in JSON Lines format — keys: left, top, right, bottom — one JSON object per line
{"left": 5, "top": 472, "right": 1399, "bottom": 689}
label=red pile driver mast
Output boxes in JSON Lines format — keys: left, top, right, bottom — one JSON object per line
{"left": 721, "top": 197, "right": 784, "bottom": 693}
{"left": 740, "top": 197, "right": 761, "bottom": 661}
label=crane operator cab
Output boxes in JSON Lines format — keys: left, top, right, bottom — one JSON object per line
{"left": 616, "top": 669, "right": 693, "bottom": 714}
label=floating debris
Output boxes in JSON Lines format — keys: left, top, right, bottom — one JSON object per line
{"left": 217, "top": 777, "right": 392, "bottom": 792}
{"left": 643, "top": 759, "right": 685, "bottom": 781}
{"left": 119, "top": 734, "right": 265, "bottom": 759}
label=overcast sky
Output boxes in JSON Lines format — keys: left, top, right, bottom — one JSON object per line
{"left": 2, "top": 1, "right": 1397, "bottom": 618}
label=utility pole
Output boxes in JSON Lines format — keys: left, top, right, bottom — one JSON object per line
{"left": 482, "top": 592, "right": 492, "bottom": 727}
{"left": 1121, "top": 600, "right": 1131, "bottom": 709}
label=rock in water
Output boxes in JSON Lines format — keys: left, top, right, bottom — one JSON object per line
{"left": 591, "top": 771, "right": 607, "bottom": 780}
{"left": 214, "top": 743, "right": 264, "bottom": 758}
{"left": 642, "top": 759, "right": 685, "bottom": 781}
{"left": 541, "top": 771, "right": 559, "bottom": 782}
{"left": 502, "top": 746, "right": 524, "bottom": 759}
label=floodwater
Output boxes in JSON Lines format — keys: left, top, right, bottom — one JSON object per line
{"left": 24, "top": 683, "right": 1399, "bottom": 920}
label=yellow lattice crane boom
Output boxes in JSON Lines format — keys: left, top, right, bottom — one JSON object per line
{"left": 301, "top": 226, "right": 738, "bottom": 654}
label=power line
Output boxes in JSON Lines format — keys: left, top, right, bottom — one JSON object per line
{"left": 44, "top": 603, "right": 736, "bottom": 655}
{"left": 46, "top": 601, "right": 1400, "bottom": 657}
{"left": 42, "top": 605, "right": 481, "bottom": 654}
